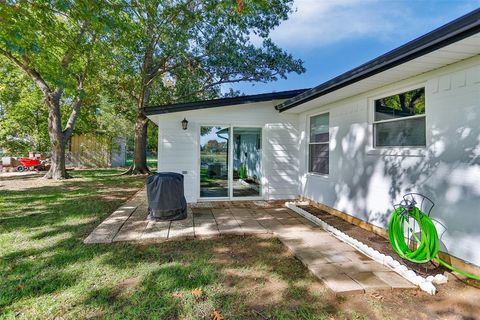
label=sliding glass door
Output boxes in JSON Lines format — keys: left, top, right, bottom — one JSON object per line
{"left": 199, "top": 126, "right": 262, "bottom": 199}
{"left": 232, "top": 127, "right": 262, "bottom": 197}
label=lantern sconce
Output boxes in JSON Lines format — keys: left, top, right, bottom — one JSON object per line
{"left": 181, "top": 117, "right": 188, "bottom": 130}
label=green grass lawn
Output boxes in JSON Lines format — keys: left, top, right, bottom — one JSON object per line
{"left": 3, "top": 169, "right": 461, "bottom": 320}
{"left": 125, "top": 157, "right": 157, "bottom": 168}
{"left": 0, "top": 170, "right": 346, "bottom": 319}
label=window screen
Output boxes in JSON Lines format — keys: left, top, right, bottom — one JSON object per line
{"left": 309, "top": 113, "right": 329, "bottom": 174}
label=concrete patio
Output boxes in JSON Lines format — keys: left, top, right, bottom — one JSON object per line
{"left": 84, "top": 190, "right": 416, "bottom": 294}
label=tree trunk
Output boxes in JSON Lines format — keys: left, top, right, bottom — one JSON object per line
{"left": 124, "top": 112, "right": 150, "bottom": 175}
{"left": 124, "top": 43, "right": 154, "bottom": 176}
{"left": 44, "top": 98, "right": 69, "bottom": 179}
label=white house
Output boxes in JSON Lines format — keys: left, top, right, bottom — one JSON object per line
{"left": 145, "top": 11, "right": 480, "bottom": 270}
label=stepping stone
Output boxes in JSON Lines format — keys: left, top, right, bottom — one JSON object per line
{"left": 255, "top": 216, "right": 283, "bottom": 230}
{"left": 213, "top": 213, "right": 244, "bottom": 235}
{"left": 292, "top": 247, "right": 332, "bottom": 265}
{"left": 348, "top": 272, "right": 390, "bottom": 291}
{"left": 113, "top": 220, "right": 149, "bottom": 242}
{"left": 238, "top": 221, "right": 269, "bottom": 234}
{"left": 233, "top": 217, "right": 268, "bottom": 234}
{"left": 308, "top": 263, "right": 342, "bottom": 279}
{"left": 211, "top": 209, "right": 235, "bottom": 221}
{"left": 194, "top": 218, "right": 220, "bottom": 238}
{"left": 323, "top": 254, "right": 352, "bottom": 264}
{"left": 319, "top": 273, "right": 365, "bottom": 295}
{"left": 266, "top": 208, "right": 293, "bottom": 218}
{"left": 192, "top": 208, "right": 213, "bottom": 219}
{"left": 141, "top": 220, "right": 170, "bottom": 240}
{"left": 277, "top": 217, "right": 304, "bottom": 226}
{"left": 216, "top": 221, "right": 244, "bottom": 236}
{"left": 129, "top": 204, "right": 149, "bottom": 221}
{"left": 374, "top": 271, "right": 417, "bottom": 289}
{"left": 84, "top": 205, "right": 139, "bottom": 244}
{"left": 211, "top": 208, "right": 230, "bottom": 216}
{"left": 230, "top": 208, "right": 253, "bottom": 218}
{"left": 169, "top": 222, "right": 194, "bottom": 239}
{"left": 336, "top": 261, "right": 390, "bottom": 273}
{"left": 342, "top": 250, "right": 374, "bottom": 261}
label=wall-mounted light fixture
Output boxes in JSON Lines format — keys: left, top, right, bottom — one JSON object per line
{"left": 181, "top": 118, "right": 188, "bottom": 130}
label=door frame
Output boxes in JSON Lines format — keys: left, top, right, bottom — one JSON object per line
{"left": 198, "top": 124, "right": 264, "bottom": 201}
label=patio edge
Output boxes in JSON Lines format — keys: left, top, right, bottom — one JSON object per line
{"left": 285, "top": 201, "right": 443, "bottom": 295}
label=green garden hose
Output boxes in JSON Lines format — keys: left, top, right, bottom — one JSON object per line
{"left": 388, "top": 206, "right": 480, "bottom": 281}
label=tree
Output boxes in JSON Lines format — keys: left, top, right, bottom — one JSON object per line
{"left": 0, "top": 57, "right": 49, "bottom": 154}
{"left": 111, "top": 0, "right": 305, "bottom": 174}
{"left": 0, "top": 1, "right": 114, "bottom": 179}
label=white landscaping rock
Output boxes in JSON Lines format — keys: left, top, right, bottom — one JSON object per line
{"left": 433, "top": 274, "right": 448, "bottom": 284}
{"left": 406, "top": 270, "right": 417, "bottom": 278}
{"left": 414, "top": 275, "right": 425, "bottom": 285}
{"left": 384, "top": 256, "right": 394, "bottom": 265}
{"left": 395, "top": 265, "right": 408, "bottom": 273}
{"left": 419, "top": 281, "right": 437, "bottom": 295}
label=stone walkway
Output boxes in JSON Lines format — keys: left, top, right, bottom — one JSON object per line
{"left": 84, "top": 190, "right": 416, "bottom": 294}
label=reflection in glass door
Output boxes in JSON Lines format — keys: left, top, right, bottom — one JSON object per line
{"left": 232, "top": 127, "right": 262, "bottom": 197}
{"left": 200, "top": 126, "right": 229, "bottom": 198}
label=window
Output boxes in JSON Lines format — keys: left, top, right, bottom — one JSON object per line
{"left": 373, "top": 87, "right": 426, "bottom": 147}
{"left": 308, "top": 113, "right": 329, "bottom": 175}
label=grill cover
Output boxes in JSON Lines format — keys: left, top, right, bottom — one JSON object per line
{"left": 146, "top": 172, "right": 187, "bottom": 221}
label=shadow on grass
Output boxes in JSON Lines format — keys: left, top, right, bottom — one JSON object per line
{"left": 1, "top": 170, "right": 340, "bottom": 319}
{"left": 6, "top": 170, "right": 477, "bottom": 319}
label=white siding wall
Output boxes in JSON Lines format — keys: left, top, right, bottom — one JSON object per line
{"left": 298, "top": 55, "right": 480, "bottom": 267}
{"left": 151, "top": 101, "right": 299, "bottom": 202}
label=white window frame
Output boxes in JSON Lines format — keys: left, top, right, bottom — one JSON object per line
{"left": 307, "top": 111, "right": 330, "bottom": 176}
{"left": 372, "top": 85, "right": 427, "bottom": 149}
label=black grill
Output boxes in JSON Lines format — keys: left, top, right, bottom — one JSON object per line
{"left": 146, "top": 172, "right": 187, "bottom": 221}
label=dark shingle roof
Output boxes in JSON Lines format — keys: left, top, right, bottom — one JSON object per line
{"left": 143, "top": 89, "right": 310, "bottom": 115}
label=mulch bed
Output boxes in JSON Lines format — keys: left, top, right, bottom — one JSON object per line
{"left": 297, "top": 204, "right": 448, "bottom": 277}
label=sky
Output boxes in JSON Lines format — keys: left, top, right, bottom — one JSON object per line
{"left": 227, "top": 0, "right": 480, "bottom": 95}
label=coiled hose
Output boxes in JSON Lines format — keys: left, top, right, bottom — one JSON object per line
{"left": 388, "top": 207, "right": 480, "bottom": 281}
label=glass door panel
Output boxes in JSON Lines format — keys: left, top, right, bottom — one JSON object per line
{"left": 232, "top": 127, "right": 262, "bottom": 197}
{"left": 200, "top": 126, "right": 230, "bottom": 198}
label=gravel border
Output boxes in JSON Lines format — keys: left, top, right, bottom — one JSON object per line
{"left": 286, "top": 201, "right": 448, "bottom": 295}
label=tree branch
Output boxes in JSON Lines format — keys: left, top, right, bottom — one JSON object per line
{"left": 62, "top": 75, "right": 83, "bottom": 142}
{"left": 174, "top": 75, "right": 263, "bottom": 102}
{"left": 0, "top": 48, "right": 51, "bottom": 95}
{"left": 60, "top": 22, "right": 88, "bottom": 70}
{"left": 62, "top": 35, "right": 94, "bottom": 141}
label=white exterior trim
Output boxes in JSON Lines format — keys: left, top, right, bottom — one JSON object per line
{"left": 307, "top": 111, "right": 330, "bottom": 176}
{"left": 197, "top": 124, "right": 265, "bottom": 201}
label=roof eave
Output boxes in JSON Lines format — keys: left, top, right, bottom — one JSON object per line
{"left": 143, "top": 88, "right": 310, "bottom": 116}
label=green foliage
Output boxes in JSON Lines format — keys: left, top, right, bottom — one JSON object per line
{"left": 110, "top": 0, "right": 305, "bottom": 108}
{"left": 376, "top": 88, "right": 425, "bottom": 115}
{"left": 0, "top": 0, "right": 110, "bottom": 95}
{"left": 239, "top": 162, "right": 247, "bottom": 179}
{"left": 0, "top": 0, "right": 305, "bottom": 166}
{"left": 202, "top": 140, "right": 228, "bottom": 153}
{"left": 0, "top": 58, "right": 49, "bottom": 155}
